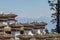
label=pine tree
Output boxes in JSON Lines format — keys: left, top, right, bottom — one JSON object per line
{"left": 48, "top": 0, "right": 60, "bottom": 33}
{"left": 45, "top": 28, "right": 49, "bottom": 34}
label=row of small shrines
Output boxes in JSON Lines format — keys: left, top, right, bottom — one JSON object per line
{"left": 0, "top": 22, "right": 47, "bottom": 40}
{"left": 0, "top": 13, "right": 60, "bottom": 40}
{"left": 0, "top": 13, "right": 47, "bottom": 40}
{"left": 0, "top": 32, "right": 60, "bottom": 40}
{"left": 0, "top": 22, "right": 47, "bottom": 32}
{"left": 0, "top": 13, "right": 47, "bottom": 34}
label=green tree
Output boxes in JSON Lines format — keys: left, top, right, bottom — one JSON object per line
{"left": 45, "top": 28, "right": 49, "bottom": 34}
{"left": 48, "top": 0, "right": 60, "bottom": 33}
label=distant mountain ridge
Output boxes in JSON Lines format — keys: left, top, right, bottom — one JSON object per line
{"left": 16, "top": 16, "right": 52, "bottom": 23}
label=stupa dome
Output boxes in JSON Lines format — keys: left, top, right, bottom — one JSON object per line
{"left": 7, "top": 13, "right": 17, "bottom": 18}
{"left": 21, "top": 23, "right": 34, "bottom": 27}
{"left": 4, "top": 26, "right": 11, "bottom": 31}
{"left": 31, "top": 22, "right": 47, "bottom": 26}
{"left": 10, "top": 23, "right": 23, "bottom": 28}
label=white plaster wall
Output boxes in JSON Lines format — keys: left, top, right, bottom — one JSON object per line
{"left": 24, "top": 30, "right": 33, "bottom": 35}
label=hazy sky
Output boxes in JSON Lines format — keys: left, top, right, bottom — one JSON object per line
{"left": 0, "top": 0, "right": 56, "bottom": 32}
{"left": 0, "top": 0, "right": 52, "bottom": 18}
